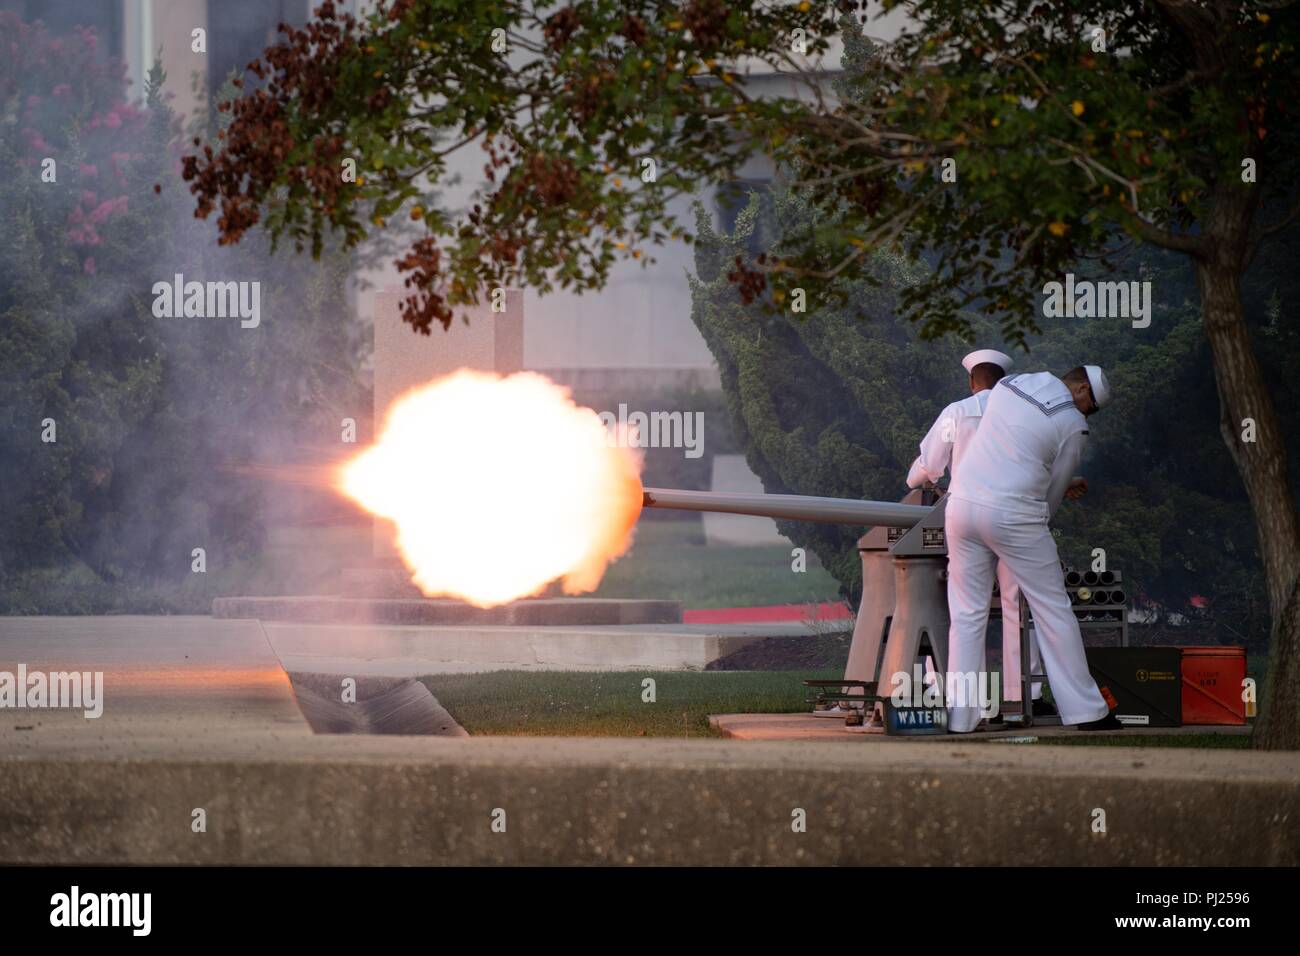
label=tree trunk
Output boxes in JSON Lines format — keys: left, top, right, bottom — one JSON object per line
{"left": 1195, "top": 187, "right": 1300, "bottom": 750}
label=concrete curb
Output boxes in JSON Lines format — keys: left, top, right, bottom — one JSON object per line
{"left": 260, "top": 620, "right": 802, "bottom": 675}
{"left": 3, "top": 738, "right": 1296, "bottom": 865}
{"left": 212, "top": 597, "right": 683, "bottom": 626}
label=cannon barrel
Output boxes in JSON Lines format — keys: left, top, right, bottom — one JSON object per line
{"left": 640, "top": 487, "right": 931, "bottom": 528}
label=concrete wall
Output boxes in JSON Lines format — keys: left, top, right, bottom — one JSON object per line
{"left": 4, "top": 737, "right": 1297, "bottom": 865}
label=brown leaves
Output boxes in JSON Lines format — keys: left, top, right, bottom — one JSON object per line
{"left": 182, "top": 1, "right": 364, "bottom": 246}
{"left": 395, "top": 236, "right": 453, "bottom": 333}
{"left": 543, "top": 7, "right": 581, "bottom": 51}
{"left": 510, "top": 152, "right": 580, "bottom": 209}
{"left": 386, "top": 0, "right": 414, "bottom": 21}
{"left": 727, "top": 255, "right": 767, "bottom": 305}
{"left": 684, "top": 0, "right": 730, "bottom": 50}
{"left": 620, "top": 14, "right": 648, "bottom": 47}
{"left": 571, "top": 62, "right": 616, "bottom": 123}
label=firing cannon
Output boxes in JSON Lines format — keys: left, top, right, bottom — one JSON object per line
{"left": 640, "top": 488, "right": 930, "bottom": 527}
{"left": 641, "top": 486, "right": 1130, "bottom": 730}
{"left": 642, "top": 486, "right": 955, "bottom": 731}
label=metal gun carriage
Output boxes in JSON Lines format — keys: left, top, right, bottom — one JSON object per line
{"left": 641, "top": 486, "right": 1127, "bottom": 730}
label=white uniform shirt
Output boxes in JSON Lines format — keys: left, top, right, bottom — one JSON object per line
{"left": 948, "top": 372, "right": 1088, "bottom": 520}
{"left": 906, "top": 390, "right": 990, "bottom": 490}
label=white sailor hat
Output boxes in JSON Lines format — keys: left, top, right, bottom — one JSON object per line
{"left": 961, "top": 349, "right": 1014, "bottom": 374}
{"left": 1084, "top": 365, "right": 1112, "bottom": 409}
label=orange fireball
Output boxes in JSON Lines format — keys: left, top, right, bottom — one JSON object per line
{"left": 338, "top": 370, "right": 643, "bottom": 607}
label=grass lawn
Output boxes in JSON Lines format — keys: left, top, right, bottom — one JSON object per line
{"left": 420, "top": 669, "right": 840, "bottom": 737}
{"left": 589, "top": 517, "right": 843, "bottom": 608}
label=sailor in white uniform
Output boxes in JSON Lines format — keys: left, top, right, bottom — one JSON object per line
{"left": 944, "top": 365, "right": 1122, "bottom": 732}
{"left": 906, "top": 349, "right": 1045, "bottom": 713}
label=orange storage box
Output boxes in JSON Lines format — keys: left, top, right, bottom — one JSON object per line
{"left": 1179, "top": 646, "right": 1248, "bottom": 725}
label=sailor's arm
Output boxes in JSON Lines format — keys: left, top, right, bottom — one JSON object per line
{"left": 1046, "top": 431, "right": 1087, "bottom": 517}
{"left": 905, "top": 457, "right": 931, "bottom": 490}
{"left": 906, "top": 406, "right": 958, "bottom": 489}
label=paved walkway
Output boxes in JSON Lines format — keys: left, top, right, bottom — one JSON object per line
{"left": 0, "top": 615, "right": 310, "bottom": 754}
{"left": 710, "top": 711, "right": 1255, "bottom": 743}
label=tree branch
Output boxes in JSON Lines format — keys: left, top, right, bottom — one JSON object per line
{"left": 1246, "top": 194, "right": 1300, "bottom": 266}
{"left": 1124, "top": 212, "right": 1207, "bottom": 258}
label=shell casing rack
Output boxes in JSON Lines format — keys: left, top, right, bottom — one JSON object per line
{"left": 1000, "top": 565, "right": 1130, "bottom": 726}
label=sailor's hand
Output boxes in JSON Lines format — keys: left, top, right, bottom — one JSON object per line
{"left": 1065, "top": 477, "right": 1088, "bottom": 500}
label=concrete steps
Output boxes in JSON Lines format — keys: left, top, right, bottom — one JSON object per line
{"left": 260, "top": 620, "right": 814, "bottom": 676}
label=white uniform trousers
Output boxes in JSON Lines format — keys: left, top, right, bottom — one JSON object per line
{"left": 945, "top": 497, "right": 1109, "bottom": 732}
{"left": 997, "top": 568, "right": 1043, "bottom": 702}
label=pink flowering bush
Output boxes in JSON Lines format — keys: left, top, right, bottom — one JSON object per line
{"left": 0, "top": 12, "right": 368, "bottom": 606}
{"left": 2, "top": 14, "right": 146, "bottom": 275}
